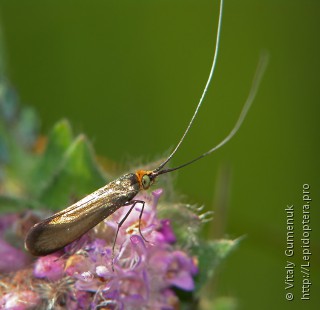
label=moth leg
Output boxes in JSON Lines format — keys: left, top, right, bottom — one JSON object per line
{"left": 121, "top": 199, "right": 148, "bottom": 242}
{"left": 137, "top": 200, "right": 148, "bottom": 243}
{"left": 111, "top": 199, "right": 147, "bottom": 270}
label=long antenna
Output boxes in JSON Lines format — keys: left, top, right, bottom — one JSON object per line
{"left": 155, "top": 0, "right": 224, "bottom": 172}
{"left": 155, "top": 51, "right": 269, "bottom": 176}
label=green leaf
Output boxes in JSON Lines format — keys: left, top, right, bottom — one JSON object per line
{"left": 38, "top": 134, "right": 109, "bottom": 210}
{"left": 30, "top": 119, "right": 73, "bottom": 195}
{"left": 193, "top": 237, "right": 243, "bottom": 293}
{"left": 41, "top": 119, "right": 73, "bottom": 163}
{"left": 0, "top": 195, "right": 42, "bottom": 212}
{"left": 0, "top": 80, "right": 39, "bottom": 204}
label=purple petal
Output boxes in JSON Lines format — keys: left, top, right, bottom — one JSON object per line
{"left": 96, "top": 265, "right": 109, "bottom": 277}
{"left": 152, "top": 189, "right": 163, "bottom": 208}
{"left": 33, "top": 253, "right": 64, "bottom": 281}
{"left": 158, "top": 219, "right": 176, "bottom": 244}
{"left": 169, "top": 270, "right": 195, "bottom": 291}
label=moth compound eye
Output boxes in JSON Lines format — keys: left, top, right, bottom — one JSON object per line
{"left": 141, "top": 175, "right": 151, "bottom": 189}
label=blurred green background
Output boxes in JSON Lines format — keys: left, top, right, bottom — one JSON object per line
{"left": 0, "top": 0, "right": 319, "bottom": 309}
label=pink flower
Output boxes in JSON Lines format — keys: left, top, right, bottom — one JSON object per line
{"left": 33, "top": 253, "right": 65, "bottom": 281}
{"left": 0, "top": 189, "right": 198, "bottom": 309}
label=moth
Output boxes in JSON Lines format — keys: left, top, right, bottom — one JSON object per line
{"left": 25, "top": 0, "right": 267, "bottom": 259}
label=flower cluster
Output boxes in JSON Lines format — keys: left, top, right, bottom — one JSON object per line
{"left": 0, "top": 189, "right": 198, "bottom": 309}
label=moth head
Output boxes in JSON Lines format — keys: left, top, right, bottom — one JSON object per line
{"left": 135, "top": 170, "right": 157, "bottom": 190}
